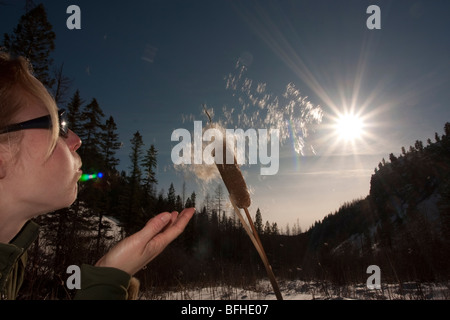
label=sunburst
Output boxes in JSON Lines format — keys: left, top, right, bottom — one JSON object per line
{"left": 335, "top": 112, "right": 364, "bottom": 142}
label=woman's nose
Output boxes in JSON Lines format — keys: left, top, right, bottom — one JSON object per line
{"left": 66, "top": 129, "right": 82, "bottom": 152}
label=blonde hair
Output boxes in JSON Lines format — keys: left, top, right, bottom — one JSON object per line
{"left": 0, "top": 52, "right": 59, "bottom": 158}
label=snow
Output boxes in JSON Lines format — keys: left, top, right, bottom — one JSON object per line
{"left": 103, "top": 215, "right": 123, "bottom": 242}
{"left": 143, "top": 280, "right": 450, "bottom": 300}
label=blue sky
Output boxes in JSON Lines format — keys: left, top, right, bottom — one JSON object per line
{"left": 2, "top": 0, "right": 450, "bottom": 231}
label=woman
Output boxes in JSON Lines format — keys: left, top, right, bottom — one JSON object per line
{"left": 0, "top": 52, "right": 195, "bottom": 300}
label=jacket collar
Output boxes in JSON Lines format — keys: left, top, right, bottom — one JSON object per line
{"left": 9, "top": 220, "right": 40, "bottom": 250}
{"left": 0, "top": 220, "right": 40, "bottom": 297}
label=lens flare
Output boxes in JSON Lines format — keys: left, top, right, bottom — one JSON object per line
{"left": 79, "top": 173, "right": 104, "bottom": 182}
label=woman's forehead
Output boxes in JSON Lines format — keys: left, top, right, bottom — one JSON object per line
{"left": 13, "top": 92, "right": 52, "bottom": 121}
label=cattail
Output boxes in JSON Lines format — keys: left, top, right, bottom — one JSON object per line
{"left": 215, "top": 141, "right": 251, "bottom": 209}
{"left": 209, "top": 120, "right": 282, "bottom": 300}
{"left": 204, "top": 104, "right": 282, "bottom": 300}
{"left": 204, "top": 116, "right": 251, "bottom": 209}
{"left": 215, "top": 137, "right": 283, "bottom": 300}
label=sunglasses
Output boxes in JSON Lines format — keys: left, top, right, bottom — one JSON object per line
{"left": 0, "top": 110, "right": 69, "bottom": 138}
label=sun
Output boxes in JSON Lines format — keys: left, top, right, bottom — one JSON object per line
{"left": 335, "top": 113, "right": 364, "bottom": 142}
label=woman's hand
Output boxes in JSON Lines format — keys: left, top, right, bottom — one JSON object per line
{"left": 95, "top": 208, "right": 195, "bottom": 275}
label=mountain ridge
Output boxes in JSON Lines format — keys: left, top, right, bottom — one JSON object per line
{"left": 301, "top": 122, "right": 450, "bottom": 282}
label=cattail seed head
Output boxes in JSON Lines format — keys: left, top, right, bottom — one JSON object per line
{"left": 215, "top": 136, "right": 251, "bottom": 209}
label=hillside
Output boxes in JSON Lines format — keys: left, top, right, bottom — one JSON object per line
{"left": 301, "top": 122, "right": 450, "bottom": 283}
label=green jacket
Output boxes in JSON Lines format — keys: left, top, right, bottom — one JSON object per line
{"left": 0, "top": 221, "right": 135, "bottom": 300}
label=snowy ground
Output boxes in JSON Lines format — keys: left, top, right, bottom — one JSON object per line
{"left": 144, "top": 280, "right": 450, "bottom": 300}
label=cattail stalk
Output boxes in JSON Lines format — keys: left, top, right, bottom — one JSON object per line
{"left": 215, "top": 138, "right": 282, "bottom": 300}
{"left": 229, "top": 197, "right": 283, "bottom": 300}
{"left": 204, "top": 107, "right": 282, "bottom": 300}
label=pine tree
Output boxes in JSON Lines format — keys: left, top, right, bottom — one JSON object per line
{"left": 295, "top": 218, "right": 302, "bottom": 235}
{"left": 264, "top": 221, "right": 272, "bottom": 235}
{"left": 190, "top": 191, "right": 196, "bottom": 208}
{"left": 185, "top": 192, "right": 196, "bottom": 209}
{"left": 125, "top": 131, "right": 145, "bottom": 234}
{"left": 435, "top": 132, "right": 441, "bottom": 142}
{"left": 175, "top": 195, "right": 183, "bottom": 212}
{"left": 271, "top": 222, "right": 279, "bottom": 235}
{"left": 101, "top": 116, "right": 121, "bottom": 171}
{"left": 24, "top": 0, "right": 37, "bottom": 13}
{"left": 142, "top": 144, "right": 158, "bottom": 194}
{"left": 81, "top": 99, "right": 105, "bottom": 149}
{"left": 66, "top": 90, "right": 84, "bottom": 135}
{"left": 378, "top": 162, "right": 383, "bottom": 171}
{"left": 80, "top": 98, "right": 105, "bottom": 172}
{"left": 167, "top": 183, "right": 176, "bottom": 212}
{"left": 204, "top": 193, "right": 212, "bottom": 213}
{"left": 185, "top": 197, "right": 193, "bottom": 208}
{"left": 129, "top": 131, "right": 144, "bottom": 183}
{"left": 389, "top": 153, "right": 397, "bottom": 164}
{"left": 3, "top": 3, "right": 56, "bottom": 89}
{"left": 445, "top": 122, "right": 450, "bottom": 137}
{"left": 52, "top": 63, "right": 72, "bottom": 105}
{"left": 414, "top": 140, "right": 424, "bottom": 152}
{"left": 214, "top": 184, "right": 225, "bottom": 216}
{"left": 139, "top": 144, "right": 158, "bottom": 220}
{"left": 254, "top": 208, "right": 263, "bottom": 234}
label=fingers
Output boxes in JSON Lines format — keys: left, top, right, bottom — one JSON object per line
{"left": 142, "top": 208, "right": 195, "bottom": 252}
{"left": 161, "top": 207, "right": 196, "bottom": 239}
{"left": 173, "top": 208, "right": 195, "bottom": 230}
{"left": 140, "top": 211, "right": 173, "bottom": 240}
{"left": 168, "top": 211, "right": 180, "bottom": 227}
{"left": 141, "top": 208, "right": 195, "bottom": 242}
